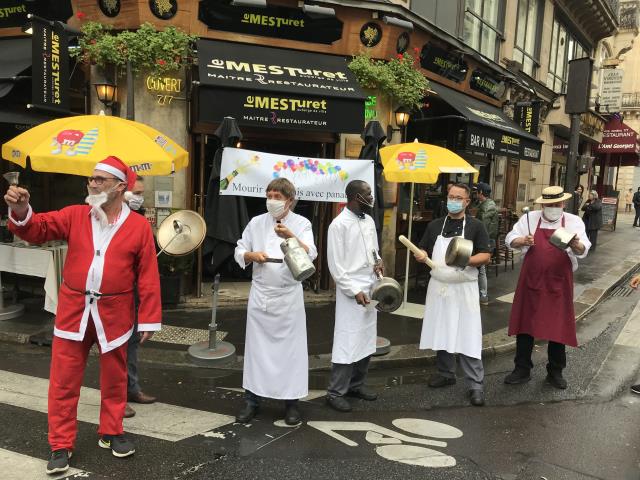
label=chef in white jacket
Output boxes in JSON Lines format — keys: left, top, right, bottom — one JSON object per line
{"left": 234, "top": 178, "right": 317, "bottom": 425}
{"left": 326, "top": 180, "right": 383, "bottom": 413}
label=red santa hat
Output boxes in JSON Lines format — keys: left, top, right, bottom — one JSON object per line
{"left": 94, "top": 156, "right": 136, "bottom": 190}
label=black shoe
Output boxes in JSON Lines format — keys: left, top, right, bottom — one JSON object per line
{"left": 284, "top": 404, "right": 301, "bottom": 426}
{"left": 546, "top": 372, "right": 567, "bottom": 390}
{"left": 631, "top": 384, "right": 640, "bottom": 394}
{"left": 98, "top": 434, "right": 135, "bottom": 458}
{"left": 326, "top": 395, "right": 352, "bottom": 412}
{"left": 428, "top": 374, "right": 456, "bottom": 388}
{"left": 504, "top": 369, "right": 531, "bottom": 384}
{"left": 46, "top": 449, "right": 72, "bottom": 475}
{"left": 235, "top": 403, "right": 259, "bottom": 424}
{"left": 347, "top": 387, "right": 378, "bottom": 401}
{"left": 469, "top": 390, "right": 485, "bottom": 407}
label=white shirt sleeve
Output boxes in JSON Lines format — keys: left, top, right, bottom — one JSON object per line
{"left": 8, "top": 205, "right": 33, "bottom": 226}
{"left": 327, "top": 221, "right": 361, "bottom": 297}
{"left": 234, "top": 220, "right": 254, "bottom": 270}
{"left": 505, "top": 213, "right": 531, "bottom": 250}
{"left": 298, "top": 218, "right": 318, "bottom": 261}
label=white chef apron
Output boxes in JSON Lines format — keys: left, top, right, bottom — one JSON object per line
{"left": 242, "top": 220, "right": 309, "bottom": 400}
{"left": 331, "top": 267, "right": 377, "bottom": 365}
{"left": 419, "top": 216, "right": 483, "bottom": 359}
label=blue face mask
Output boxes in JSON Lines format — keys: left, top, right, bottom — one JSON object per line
{"left": 447, "top": 199, "right": 464, "bottom": 214}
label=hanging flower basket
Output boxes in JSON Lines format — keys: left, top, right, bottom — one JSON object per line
{"left": 348, "top": 48, "right": 430, "bottom": 112}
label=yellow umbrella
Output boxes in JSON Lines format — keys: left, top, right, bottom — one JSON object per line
{"left": 379, "top": 140, "right": 479, "bottom": 315}
{"left": 1, "top": 113, "right": 188, "bottom": 176}
{"left": 380, "top": 141, "right": 478, "bottom": 183}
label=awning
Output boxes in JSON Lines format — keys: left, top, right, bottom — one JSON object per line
{"left": 429, "top": 82, "right": 543, "bottom": 161}
{"left": 0, "top": 108, "right": 54, "bottom": 126}
{"left": 0, "top": 38, "right": 32, "bottom": 98}
{"left": 595, "top": 118, "right": 640, "bottom": 166}
{"left": 196, "top": 39, "right": 365, "bottom": 133}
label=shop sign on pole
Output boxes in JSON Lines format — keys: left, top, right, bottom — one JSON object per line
{"left": 599, "top": 69, "right": 624, "bottom": 113}
{"left": 220, "top": 148, "right": 374, "bottom": 203}
{"left": 513, "top": 102, "right": 541, "bottom": 135}
{"left": 31, "top": 18, "right": 69, "bottom": 111}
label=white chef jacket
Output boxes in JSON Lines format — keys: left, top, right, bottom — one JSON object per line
{"left": 505, "top": 209, "right": 590, "bottom": 272}
{"left": 327, "top": 208, "right": 379, "bottom": 364}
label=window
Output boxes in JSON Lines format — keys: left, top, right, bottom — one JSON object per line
{"left": 546, "top": 17, "right": 590, "bottom": 93}
{"left": 464, "top": 0, "right": 504, "bottom": 61}
{"left": 513, "top": 0, "right": 542, "bottom": 77}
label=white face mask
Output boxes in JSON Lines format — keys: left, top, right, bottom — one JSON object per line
{"left": 266, "top": 198, "right": 287, "bottom": 218}
{"left": 124, "top": 191, "right": 144, "bottom": 211}
{"left": 543, "top": 206, "right": 563, "bottom": 222}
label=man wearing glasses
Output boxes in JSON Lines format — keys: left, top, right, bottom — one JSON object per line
{"left": 413, "top": 183, "right": 491, "bottom": 406}
{"left": 4, "top": 156, "right": 161, "bottom": 474}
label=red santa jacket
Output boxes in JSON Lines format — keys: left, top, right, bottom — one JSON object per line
{"left": 9, "top": 203, "right": 161, "bottom": 352}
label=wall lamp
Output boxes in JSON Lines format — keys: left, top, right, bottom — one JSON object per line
{"left": 382, "top": 15, "right": 414, "bottom": 31}
{"left": 387, "top": 106, "right": 412, "bottom": 142}
{"left": 94, "top": 80, "right": 119, "bottom": 115}
{"left": 299, "top": 2, "right": 336, "bottom": 16}
{"left": 231, "top": 0, "right": 267, "bottom": 7}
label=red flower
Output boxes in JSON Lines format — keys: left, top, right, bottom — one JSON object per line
{"left": 157, "top": 59, "right": 166, "bottom": 66}
{"left": 76, "top": 11, "right": 86, "bottom": 19}
{"left": 396, "top": 53, "right": 403, "bottom": 59}
{"left": 413, "top": 47, "right": 420, "bottom": 53}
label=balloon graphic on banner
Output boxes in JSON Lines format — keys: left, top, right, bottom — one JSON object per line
{"left": 273, "top": 158, "right": 349, "bottom": 181}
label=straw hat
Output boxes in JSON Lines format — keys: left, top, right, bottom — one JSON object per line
{"left": 534, "top": 186, "right": 573, "bottom": 204}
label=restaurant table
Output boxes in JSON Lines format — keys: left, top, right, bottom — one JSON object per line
{"left": 0, "top": 241, "right": 68, "bottom": 315}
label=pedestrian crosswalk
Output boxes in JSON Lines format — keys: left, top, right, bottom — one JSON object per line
{"left": 0, "top": 369, "right": 235, "bottom": 442}
{"left": 0, "top": 447, "right": 85, "bottom": 480}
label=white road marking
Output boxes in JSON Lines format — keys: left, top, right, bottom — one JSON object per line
{"left": 614, "top": 298, "right": 640, "bottom": 348}
{"left": 0, "top": 370, "right": 235, "bottom": 442}
{"left": 496, "top": 292, "right": 515, "bottom": 303}
{"left": 391, "top": 419, "right": 463, "bottom": 439}
{"left": 375, "top": 444, "right": 456, "bottom": 468}
{"left": 0, "top": 447, "right": 84, "bottom": 479}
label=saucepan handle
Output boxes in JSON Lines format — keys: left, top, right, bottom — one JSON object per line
{"left": 398, "top": 235, "right": 437, "bottom": 270}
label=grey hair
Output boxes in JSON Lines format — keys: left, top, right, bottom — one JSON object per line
{"left": 590, "top": 190, "right": 598, "bottom": 199}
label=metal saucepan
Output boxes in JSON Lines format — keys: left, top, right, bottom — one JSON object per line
{"left": 549, "top": 227, "right": 577, "bottom": 250}
{"left": 369, "top": 250, "right": 403, "bottom": 313}
{"left": 445, "top": 236, "right": 474, "bottom": 268}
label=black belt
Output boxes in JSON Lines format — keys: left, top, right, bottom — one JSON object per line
{"left": 64, "top": 282, "right": 133, "bottom": 303}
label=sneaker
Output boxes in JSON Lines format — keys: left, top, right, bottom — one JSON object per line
{"left": 480, "top": 295, "right": 489, "bottom": 306}
{"left": 99, "top": 434, "right": 136, "bottom": 458}
{"left": 631, "top": 384, "right": 640, "bottom": 394}
{"left": 46, "top": 449, "right": 72, "bottom": 475}
{"left": 428, "top": 374, "right": 456, "bottom": 388}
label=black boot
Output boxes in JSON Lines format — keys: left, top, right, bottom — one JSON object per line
{"left": 236, "top": 403, "right": 259, "bottom": 423}
{"left": 284, "top": 402, "right": 301, "bottom": 426}
{"left": 504, "top": 369, "right": 531, "bottom": 384}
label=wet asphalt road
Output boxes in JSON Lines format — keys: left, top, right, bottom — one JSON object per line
{"left": 0, "top": 291, "right": 640, "bottom": 479}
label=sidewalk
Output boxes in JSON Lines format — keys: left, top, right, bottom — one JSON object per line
{"left": 1, "top": 212, "right": 639, "bottom": 371}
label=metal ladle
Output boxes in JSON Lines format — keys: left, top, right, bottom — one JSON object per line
{"left": 522, "top": 206, "right": 532, "bottom": 235}
{"left": 156, "top": 219, "right": 190, "bottom": 257}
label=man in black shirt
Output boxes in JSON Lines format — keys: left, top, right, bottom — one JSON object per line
{"left": 414, "top": 183, "right": 491, "bottom": 406}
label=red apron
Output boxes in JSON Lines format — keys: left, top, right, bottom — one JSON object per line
{"left": 508, "top": 216, "right": 577, "bottom": 347}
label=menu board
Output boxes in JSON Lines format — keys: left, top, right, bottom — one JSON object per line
{"left": 601, "top": 197, "right": 618, "bottom": 231}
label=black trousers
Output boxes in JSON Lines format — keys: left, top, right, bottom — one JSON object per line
{"left": 587, "top": 229, "right": 598, "bottom": 251}
{"left": 634, "top": 206, "right": 640, "bottom": 226}
{"left": 514, "top": 334, "right": 566, "bottom": 374}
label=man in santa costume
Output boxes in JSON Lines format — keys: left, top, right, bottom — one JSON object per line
{"left": 4, "top": 156, "right": 161, "bottom": 475}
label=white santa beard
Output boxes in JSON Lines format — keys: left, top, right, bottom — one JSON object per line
{"left": 85, "top": 192, "right": 109, "bottom": 227}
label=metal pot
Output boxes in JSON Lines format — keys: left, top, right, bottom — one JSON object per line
{"left": 445, "top": 236, "right": 474, "bottom": 268}
{"left": 280, "top": 237, "right": 316, "bottom": 282}
{"left": 370, "top": 273, "right": 403, "bottom": 313}
{"left": 549, "top": 227, "right": 577, "bottom": 250}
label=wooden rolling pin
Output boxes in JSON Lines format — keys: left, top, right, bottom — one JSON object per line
{"left": 398, "top": 235, "right": 436, "bottom": 270}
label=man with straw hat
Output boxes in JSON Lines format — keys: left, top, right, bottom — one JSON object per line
{"left": 504, "top": 186, "right": 590, "bottom": 389}
{"left": 4, "top": 156, "right": 161, "bottom": 474}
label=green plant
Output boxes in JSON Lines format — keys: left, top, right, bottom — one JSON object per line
{"left": 72, "top": 21, "right": 196, "bottom": 77}
{"left": 348, "top": 49, "right": 430, "bottom": 111}
{"left": 157, "top": 251, "right": 194, "bottom": 277}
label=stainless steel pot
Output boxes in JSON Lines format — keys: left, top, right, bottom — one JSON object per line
{"left": 369, "top": 250, "right": 403, "bottom": 313}
{"left": 445, "top": 236, "right": 474, "bottom": 268}
{"left": 280, "top": 237, "right": 316, "bottom": 282}
{"left": 549, "top": 227, "right": 577, "bottom": 250}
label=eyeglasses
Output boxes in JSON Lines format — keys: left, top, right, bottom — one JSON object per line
{"left": 87, "top": 176, "right": 119, "bottom": 186}
{"left": 447, "top": 196, "right": 468, "bottom": 202}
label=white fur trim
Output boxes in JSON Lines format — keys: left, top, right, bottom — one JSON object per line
{"left": 8, "top": 205, "right": 33, "bottom": 226}
{"left": 137, "top": 323, "right": 161, "bottom": 332}
{"left": 95, "top": 163, "right": 126, "bottom": 182}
